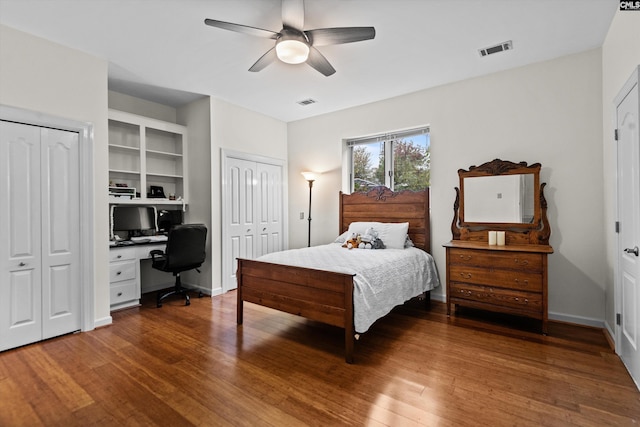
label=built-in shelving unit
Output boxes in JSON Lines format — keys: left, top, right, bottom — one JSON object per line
{"left": 108, "top": 109, "right": 188, "bottom": 206}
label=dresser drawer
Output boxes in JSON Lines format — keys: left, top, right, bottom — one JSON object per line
{"left": 109, "top": 261, "right": 136, "bottom": 283}
{"left": 448, "top": 248, "right": 542, "bottom": 272}
{"left": 450, "top": 282, "right": 542, "bottom": 313}
{"left": 449, "top": 265, "right": 542, "bottom": 292}
{"left": 110, "top": 280, "right": 138, "bottom": 305}
{"left": 109, "top": 247, "right": 136, "bottom": 262}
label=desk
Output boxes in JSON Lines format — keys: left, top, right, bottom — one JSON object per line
{"left": 109, "top": 242, "right": 166, "bottom": 311}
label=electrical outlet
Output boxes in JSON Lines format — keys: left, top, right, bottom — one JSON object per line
{"left": 300, "top": 212, "right": 305, "bottom": 220}
{"left": 496, "top": 193, "right": 502, "bottom": 199}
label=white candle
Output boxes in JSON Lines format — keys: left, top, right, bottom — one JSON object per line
{"left": 488, "top": 231, "right": 497, "bottom": 245}
{"left": 497, "top": 231, "right": 506, "bottom": 246}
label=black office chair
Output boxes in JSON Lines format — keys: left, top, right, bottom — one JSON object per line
{"left": 150, "top": 223, "right": 207, "bottom": 307}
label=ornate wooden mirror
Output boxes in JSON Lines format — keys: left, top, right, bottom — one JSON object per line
{"left": 451, "top": 159, "right": 550, "bottom": 245}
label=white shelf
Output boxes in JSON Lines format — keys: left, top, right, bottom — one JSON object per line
{"left": 146, "top": 149, "right": 183, "bottom": 159}
{"left": 108, "top": 198, "right": 185, "bottom": 206}
{"left": 109, "top": 169, "right": 140, "bottom": 175}
{"left": 108, "top": 109, "right": 188, "bottom": 205}
{"left": 109, "top": 144, "right": 140, "bottom": 152}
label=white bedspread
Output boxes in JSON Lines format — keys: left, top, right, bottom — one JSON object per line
{"left": 257, "top": 243, "right": 440, "bottom": 333}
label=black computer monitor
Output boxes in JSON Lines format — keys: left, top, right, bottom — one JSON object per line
{"left": 110, "top": 206, "right": 157, "bottom": 239}
{"left": 157, "top": 209, "right": 183, "bottom": 233}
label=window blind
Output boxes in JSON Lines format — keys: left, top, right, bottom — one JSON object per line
{"left": 346, "top": 126, "right": 429, "bottom": 147}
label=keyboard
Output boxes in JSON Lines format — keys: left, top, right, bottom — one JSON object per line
{"left": 146, "top": 235, "right": 168, "bottom": 243}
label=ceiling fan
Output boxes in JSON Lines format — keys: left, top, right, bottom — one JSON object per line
{"left": 204, "top": 0, "right": 375, "bottom": 76}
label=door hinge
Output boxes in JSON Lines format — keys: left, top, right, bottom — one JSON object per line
{"left": 616, "top": 313, "right": 621, "bottom": 325}
{"left": 614, "top": 129, "right": 619, "bottom": 141}
{"left": 615, "top": 221, "right": 620, "bottom": 233}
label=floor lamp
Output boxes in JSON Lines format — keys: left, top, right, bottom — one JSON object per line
{"left": 301, "top": 172, "right": 316, "bottom": 247}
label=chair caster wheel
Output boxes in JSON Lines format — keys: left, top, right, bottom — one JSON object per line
{"left": 157, "top": 303, "right": 162, "bottom": 308}
{"left": 198, "top": 291, "right": 203, "bottom": 298}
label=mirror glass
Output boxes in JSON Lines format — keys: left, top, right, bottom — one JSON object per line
{"left": 463, "top": 174, "right": 535, "bottom": 223}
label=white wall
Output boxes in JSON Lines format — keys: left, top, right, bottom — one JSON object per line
{"left": 109, "top": 91, "right": 178, "bottom": 123}
{"left": 178, "top": 97, "right": 213, "bottom": 290}
{"left": 602, "top": 11, "right": 640, "bottom": 332}
{"left": 288, "top": 49, "right": 605, "bottom": 325}
{"left": 209, "top": 98, "right": 288, "bottom": 294}
{"left": 0, "top": 25, "right": 111, "bottom": 325}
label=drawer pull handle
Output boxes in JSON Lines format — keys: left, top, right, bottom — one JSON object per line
{"left": 524, "top": 299, "right": 529, "bottom": 304}
{"left": 459, "top": 273, "right": 472, "bottom": 279}
{"left": 515, "top": 297, "right": 519, "bottom": 301}
{"left": 117, "top": 255, "right": 122, "bottom": 259}
{"left": 18, "top": 262, "right": 26, "bottom": 267}
{"left": 117, "top": 292, "right": 122, "bottom": 297}
{"left": 116, "top": 271, "right": 122, "bottom": 275}
{"left": 514, "top": 258, "right": 529, "bottom": 265}
{"left": 514, "top": 278, "right": 529, "bottom": 286}
{"left": 459, "top": 255, "right": 472, "bottom": 261}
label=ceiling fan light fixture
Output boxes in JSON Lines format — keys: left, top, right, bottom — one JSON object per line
{"left": 276, "top": 31, "right": 310, "bottom": 64}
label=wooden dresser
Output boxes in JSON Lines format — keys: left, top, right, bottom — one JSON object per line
{"left": 444, "top": 240, "right": 553, "bottom": 333}
{"left": 446, "top": 159, "right": 553, "bottom": 334}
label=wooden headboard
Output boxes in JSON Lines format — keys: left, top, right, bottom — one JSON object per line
{"left": 339, "top": 186, "right": 431, "bottom": 253}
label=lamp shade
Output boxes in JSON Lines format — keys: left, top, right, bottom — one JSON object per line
{"left": 276, "top": 39, "right": 309, "bottom": 64}
{"left": 301, "top": 171, "right": 316, "bottom": 182}
{"left": 276, "top": 29, "right": 310, "bottom": 64}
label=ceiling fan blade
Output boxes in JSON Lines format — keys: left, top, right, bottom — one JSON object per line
{"left": 204, "top": 19, "right": 279, "bottom": 39}
{"left": 305, "top": 27, "right": 375, "bottom": 46}
{"left": 306, "top": 47, "right": 336, "bottom": 76}
{"left": 281, "top": 0, "right": 305, "bottom": 30}
{"left": 249, "top": 47, "right": 278, "bottom": 72}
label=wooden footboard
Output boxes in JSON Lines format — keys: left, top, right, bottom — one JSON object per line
{"left": 236, "top": 258, "right": 356, "bottom": 363}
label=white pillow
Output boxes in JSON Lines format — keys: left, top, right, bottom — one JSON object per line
{"left": 334, "top": 230, "right": 351, "bottom": 244}
{"left": 347, "top": 221, "right": 409, "bottom": 249}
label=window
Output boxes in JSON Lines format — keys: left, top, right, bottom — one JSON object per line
{"left": 347, "top": 127, "right": 430, "bottom": 192}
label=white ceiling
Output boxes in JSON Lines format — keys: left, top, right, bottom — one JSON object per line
{"left": 0, "top": 0, "right": 617, "bottom": 123}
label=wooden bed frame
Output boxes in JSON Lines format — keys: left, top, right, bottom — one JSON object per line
{"left": 236, "top": 186, "right": 431, "bottom": 363}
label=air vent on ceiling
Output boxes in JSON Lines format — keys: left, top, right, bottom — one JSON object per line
{"left": 297, "top": 98, "right": 317, "bottom": 106}
{"left": 479, "top": 40, "right": 513, "bottom": 57}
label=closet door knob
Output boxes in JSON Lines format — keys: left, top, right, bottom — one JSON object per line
{"left": 624, "top": 246, "right": 639, "bottom": 256}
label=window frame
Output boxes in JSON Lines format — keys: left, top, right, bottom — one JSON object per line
{"left": 347, "top": 126, "right": 430, "bottom": 192}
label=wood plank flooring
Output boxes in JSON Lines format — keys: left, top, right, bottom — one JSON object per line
{"left": 1, "top": 291, "right": 638, "bottom": 426}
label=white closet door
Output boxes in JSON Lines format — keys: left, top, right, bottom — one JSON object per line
{"left": 1, "top": 122, "right": 44, "bottom": 350}
{"left": 0, "top": 122, "right": 81, "bottom": 351}
{"left": 40, "top": 128, "right": 81, "bottom": 339}
{"left": 256, "top": 162, "right": 283, "bottom": 257}
{"left": 225, "top": 157, "right": 256, "bottom": 291}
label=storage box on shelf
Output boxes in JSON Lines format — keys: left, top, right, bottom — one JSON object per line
{"left": 108, "top": 109, "right": 188, "bottom": 206}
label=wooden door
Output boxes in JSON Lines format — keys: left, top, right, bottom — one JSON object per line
{"left": 616, "top": 67, "right": 640, "bottom": 388}
{"left": 0, "top": 122, "right": 81, "bottom": 351}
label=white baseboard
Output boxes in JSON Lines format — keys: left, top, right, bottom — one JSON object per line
{"left": 604, "top": 320, "right": 616, "bottom": 347}
{"left": 429, "top": 292, "right": 446, "bottom": 303}
{"left": 547, "top": 311, "right": 604, "bottom": 328}
{"left": 428, "top": 293, "right": 605, "bottom": 329}
{"left": 93, "top": 315, "right": 113, "bottom": 328}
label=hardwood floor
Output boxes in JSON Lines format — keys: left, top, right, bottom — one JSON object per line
{"left": 1, "top": 291, "right": 638, "bottom": 426}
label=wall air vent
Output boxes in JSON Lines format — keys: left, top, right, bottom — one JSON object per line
{"left": 479, "top": 40, "right": 513, "bottom": 57}
{"left": 297, "top": 98, "right": 317, "bottom": 106}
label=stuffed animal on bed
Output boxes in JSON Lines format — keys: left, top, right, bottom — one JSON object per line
{"left": 342, "top": 228, "right": 385, "bottom": 250}
{"left": 343, "top": 233, "right": 362, "bottom": 249}
{"left": 362, "top": 227, "right": 385, "bottom": 249}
